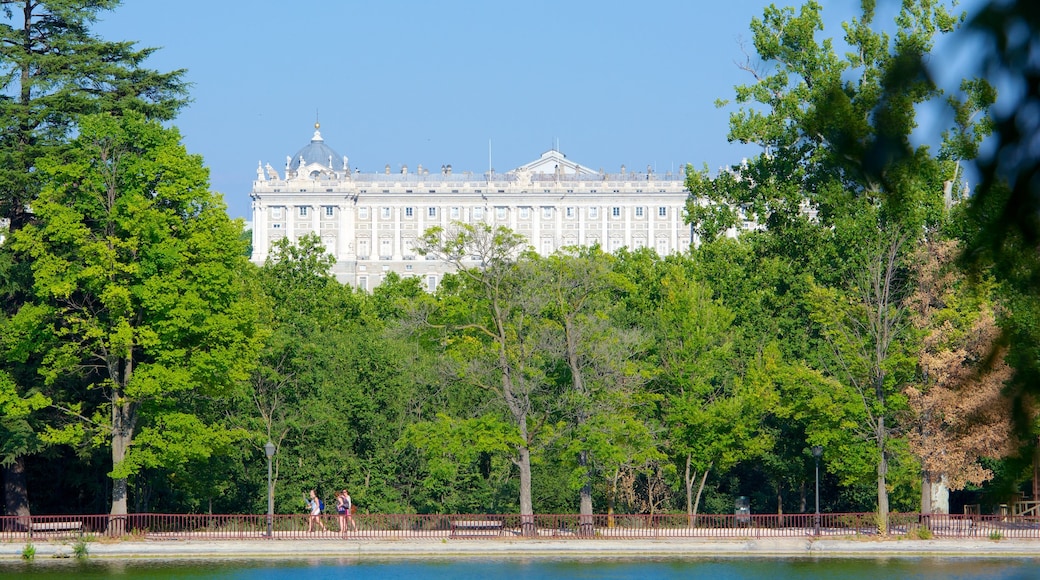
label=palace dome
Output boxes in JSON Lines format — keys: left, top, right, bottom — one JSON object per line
{"left": 289, "top": 124, "right": 347, "bottom": 172}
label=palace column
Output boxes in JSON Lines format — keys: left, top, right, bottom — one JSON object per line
{"left": 338, "top": 200, "right": 353, "bottom": 259}
{"left": 554, "top": 203, "right": 563, "bottom": 249}
{"left": 286, "top": 204, "right": 295, "bottom": 244}
{"left": 671, "top": 203, "right": 679, "bottom": 252}
{"left": 393, "top": 205, "right": 402, "bottom": 259}
{"left": 252, "top": 199, "right": 267, "bottom": 262}
{"left": 625, "top": 205, "right": 632, "bottom": 248}
{"left": 532, "top": 205, "right": 542, "bottom": 254}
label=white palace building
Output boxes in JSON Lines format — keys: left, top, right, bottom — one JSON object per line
{"left": 249, "top": 125, "right": 693, "bottom": 290}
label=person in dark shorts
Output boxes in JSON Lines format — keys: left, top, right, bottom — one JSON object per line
{"left": 335, "top": 490, "right": 349, "bottom": 533}
{"left": 341, "top": 488, "right": 358, "bottom": 532}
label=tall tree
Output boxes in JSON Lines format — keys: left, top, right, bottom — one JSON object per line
{"left": 906, "top": 238, "right": 1019, "bottom": 513}
{"left": 534, "top": 248, "right": 649, "bottom": 527}
{"left": 811, "top": 229, "right": 916, "bottom": 532}
{"left": 12, "top": 112, "right": 261, "bottom": 524}
{"left": 0, "top": 0, "right": 187, "bottom": 517}
{"left": 699, "top": 0, "right": 966, "bottom": 532}
{"left": 652, "top": 264, "right": 775, "bottom": 519}
{"left": 417, "top": 222, "right": 544, "bottom": 530}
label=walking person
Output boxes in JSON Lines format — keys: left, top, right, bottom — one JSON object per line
{"left": 335, "top": 491, "right": 349, "bottom": 533}
{"left": 342, "top": 488, "right": 358, "bottom": 532}
{"left": 305, "top": 489, "right": 327, "bottom": 533}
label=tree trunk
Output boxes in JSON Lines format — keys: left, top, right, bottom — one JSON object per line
{"left": 108, "top": 398, "right": 134, "bottom": 535}
{"left": 517, "top": 445, "right": 535, "bottom": 536}
{"left": 877, "top": 416, "right": 889, "bottom": 535}
{"left": 692, "top": 462, "right": 712, "bottom": 525}
{"left": 1034, "top": 438, "right": 1039, "bottom": 501}
{"left": 921, "top": 470, "right": 933, "bottom": 515}
{"left": 3, "top": 458, "right": 30, "bottom": 531}
{"left": 578, "top": 450, "right": 594, "bottom": 536}
{"left": 684, "top": 455, "right": 694, "bottom": 522}
{"left": 607, "top": 470, "right": 619, "bottom": 528}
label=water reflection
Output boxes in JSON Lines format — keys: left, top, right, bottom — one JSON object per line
{"left": 1, "top": 556, "right": 1038, "bottom": 579}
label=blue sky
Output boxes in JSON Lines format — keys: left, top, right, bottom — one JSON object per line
{"left": 94, "top": 0, "right": 986, "bottom": 220}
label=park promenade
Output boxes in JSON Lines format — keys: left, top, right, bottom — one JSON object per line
{"left": 2, "top": 512, "right": 1040, "bottom": 559}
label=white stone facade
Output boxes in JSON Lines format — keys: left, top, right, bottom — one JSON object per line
{"left": 250, "top": 126, "right": 693, "bottom": 289}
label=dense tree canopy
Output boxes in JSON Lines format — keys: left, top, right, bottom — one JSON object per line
{"left": 5, "top": 0, "right": 1039, "bottom": 527}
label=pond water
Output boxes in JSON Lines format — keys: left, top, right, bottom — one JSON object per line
{"left": 0, "top": 556, "right": 1037, "bottom": 579}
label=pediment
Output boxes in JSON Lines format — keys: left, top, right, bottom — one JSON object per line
{"left": 511, "top": 150, "right": 599, "bottom": 176}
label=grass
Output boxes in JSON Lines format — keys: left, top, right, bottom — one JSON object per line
{"left": 913, "top": 526, "right": 933, "bottom": 540}
{"left": 21, "top": 543, "right": 35, "bottom": 561}
{"left": 73, "top": 539, "right": 89, "bottom": 559}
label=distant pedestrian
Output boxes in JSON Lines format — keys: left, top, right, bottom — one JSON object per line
{"left": 305, "top": 489, "right": 327, "bottom": 533}
{"left": 335, "top": 490, "right": 349, "bottom": 533}
{"left": 342, "top": 488, "right": 358, "bottom": 532}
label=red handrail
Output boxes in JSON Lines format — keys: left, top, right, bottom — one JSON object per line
{"left": 1, "top": 511, "right": 1035, "bottom": 541}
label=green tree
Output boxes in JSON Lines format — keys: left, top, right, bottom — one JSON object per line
{"left": 12, "top": 112, "right": 262, "bottom": 524}
{"left": 0, "top": 0, "right": 187, "bottom": 230}
{"left": 534, "top": 248, "right": 652, "bottom": 525}
{"left": 700, "top": 0, "right": 969, "bottom": 531}
{"left": 416, "top": 222, "right": 545, "bottom": 529}
{"left": 0, "top": 0, "right": 188, "bottom": 517}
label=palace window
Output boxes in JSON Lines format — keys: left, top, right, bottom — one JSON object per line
{"left": 565, "top": 207, "right": 575, "bottom": 218}
{"left": 520, "top": 207, "right": 530, "bottom": 219}
{"left": 428, "top": 207, "right": 437, "bottom": 218}
{"left": 589, "top": 207, "right": 599, "bottom": 219}
{"left": 450, "top": 207, "right": 460, "bottom": 219}
{"left": 359, "top": 207, "right": 369, "bottom": 219}
{"left": 635, "top": 207, "right": 644, "bottom": 218}
{"left": 496, "top": 207, "right": 506, "bottom": 220}
{"left": 271, "top": 207, "right": 283, "bottom": 218}
{"left": 405, "top": 207, "right": 414, "bottom": 218}
{"left": 473, "top": 207, "right": 484, "bottom": 219}
{"left": 381, "top": 207, "right": 391, "bottom": 219}
{"left": 324, "top": 206, "right": 334, "bottom": 217}
{"left": 658, "top": 207, "right": 667, "bottom": 217}
{"left": 299, "top": 206, "right": 308, "bottom": 217}
{"left": 542, "top": 207, "right": 553, "bottom": 219}
{"left": 612, "top": 207, "right": 621, "bottom": 218}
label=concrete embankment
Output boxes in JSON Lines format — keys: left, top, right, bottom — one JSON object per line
{"left": 1, "top": 537, "right": 1038, "bottom": 560}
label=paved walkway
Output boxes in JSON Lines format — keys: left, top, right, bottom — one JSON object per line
{"left": 2, "top": 537, "right": 1038, "bottom": 560}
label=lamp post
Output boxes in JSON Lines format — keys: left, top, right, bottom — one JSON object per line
{"left": 812, "top": 445, "right": 823, "bottom": 536}
{"left": 265, "top": 441, "right": 276, "bottom": 538}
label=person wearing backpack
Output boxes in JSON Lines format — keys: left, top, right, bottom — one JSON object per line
{"left": 335, "top": 490, "right": 349, "bottom": 533}
{"left": 342, "top": 488, "right": 358, "bottom": 532}
{"left": 305, "top": 489, "right": 327, "bottom": 533}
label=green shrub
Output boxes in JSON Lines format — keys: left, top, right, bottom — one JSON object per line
{"left": 73, "top": 539, "right": 89, "bottom": 559}
{"left": 21, "top": 543, "right": 35, "bottom": 561}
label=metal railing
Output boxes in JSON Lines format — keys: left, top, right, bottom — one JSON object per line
{"left": 2, "top": 512, "right": 1038, "bottom": 542}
